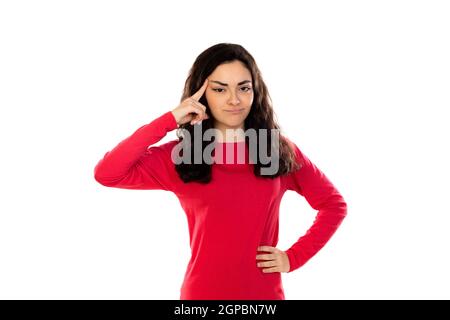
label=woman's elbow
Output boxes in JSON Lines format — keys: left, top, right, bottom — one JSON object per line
{"left": 337, "top": 195, "right": 348, "bottom": 221}
{"left": 93, "top": 165, "right": 114, "bottom": 187}
{"left": 94, "top": 171, "right": 109, "bottom": 187}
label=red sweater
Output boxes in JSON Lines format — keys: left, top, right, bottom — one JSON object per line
{"left": 94, "top": 111, "right": 347, "bottom": 300}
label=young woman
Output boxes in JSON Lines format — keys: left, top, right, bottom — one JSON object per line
{"left": 94, "top": 43, "right": 347, "bottom": 300}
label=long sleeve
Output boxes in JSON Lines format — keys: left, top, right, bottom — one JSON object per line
{"left": 283, "top": 139, "right": 347, "bottom": 273}
{"left": 93, "top": 111, "right": 180, "bottom": 191}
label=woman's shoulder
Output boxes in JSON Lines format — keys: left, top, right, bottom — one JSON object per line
{"left": 280, "top": 134, "right": 299, "bottom": 148}
{"left": 280, "top": 134, "right": 301, "bottom": 157}
{"left": 279, "top": 134, "right": 309, "bottom": 171}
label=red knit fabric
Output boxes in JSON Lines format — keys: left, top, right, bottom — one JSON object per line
{"left": 94, "top": 111, "right": 347, "bottom": 300}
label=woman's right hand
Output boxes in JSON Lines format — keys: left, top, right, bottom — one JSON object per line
{"left": 171, "top": 79, "right": 210, "bottom": 126}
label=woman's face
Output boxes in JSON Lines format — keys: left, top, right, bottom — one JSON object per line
{"left": 205, "top": 60, "right": 254, "bottom": 133}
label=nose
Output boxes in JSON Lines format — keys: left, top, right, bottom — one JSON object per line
{"left": 227, "top": 89, "right": 240, "bottom": 105}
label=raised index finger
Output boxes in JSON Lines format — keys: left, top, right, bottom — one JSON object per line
{"left": 191, "top": 79, "right": 208, "bottom": 101}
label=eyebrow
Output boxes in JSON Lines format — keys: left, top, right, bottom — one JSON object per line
{"left": 210, "top": 80, "right": 252, "bottom": 86}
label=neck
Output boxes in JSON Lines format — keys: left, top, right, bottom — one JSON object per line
{"left": 214, "top": 123, "right": 246, "bottom": 143}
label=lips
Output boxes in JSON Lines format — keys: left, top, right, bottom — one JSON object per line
{"left": 224, "top": 108, "right": 244, "bottom": 113}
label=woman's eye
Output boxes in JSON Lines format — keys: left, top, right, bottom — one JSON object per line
{"left": 212, "top": 87, "right": 252, "bottom": 93}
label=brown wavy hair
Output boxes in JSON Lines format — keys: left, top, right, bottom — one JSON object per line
{"left": 175, "top": 43, "right": 300, "bottom": 183}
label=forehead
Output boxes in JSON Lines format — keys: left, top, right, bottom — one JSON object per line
{"left": 209, "top": 61, "right": 252, "bottom": 83}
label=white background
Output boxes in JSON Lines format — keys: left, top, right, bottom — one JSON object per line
{"left": 1, "top": 0, "right": 449, "bottom": 299}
